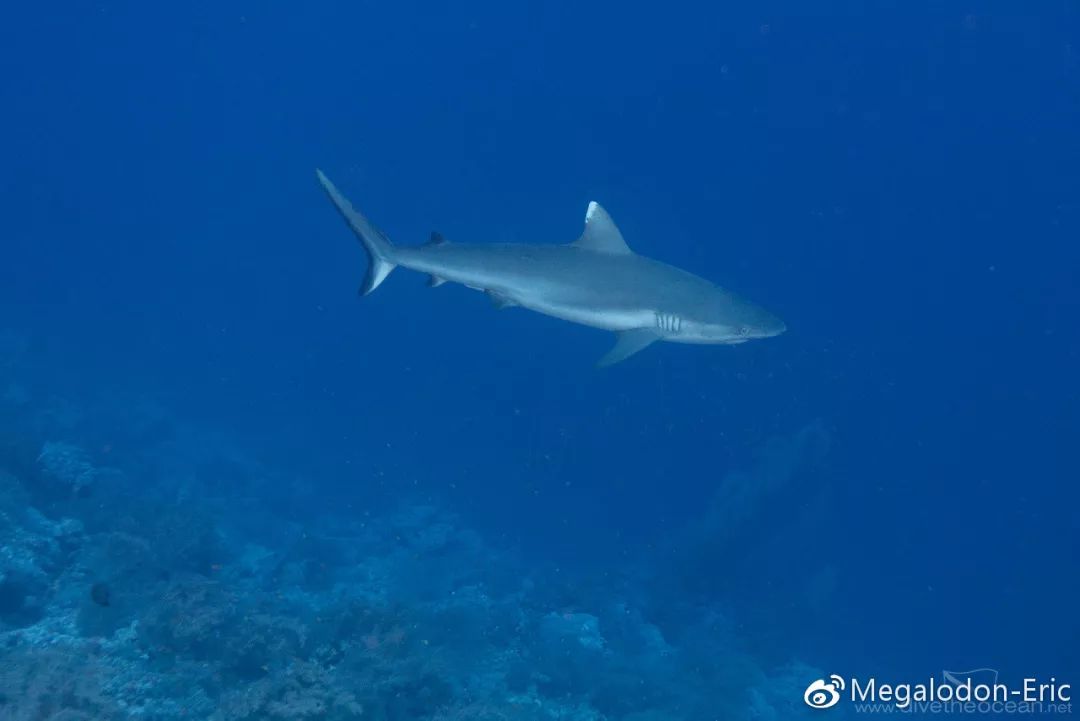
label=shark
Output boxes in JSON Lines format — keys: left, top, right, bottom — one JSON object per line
{"left": 317, "top": 170, "right": 785, "bottom": 366}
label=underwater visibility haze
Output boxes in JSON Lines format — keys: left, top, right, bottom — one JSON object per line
{"left": 0, "top": 1, "right": 1077, "bottom": 719}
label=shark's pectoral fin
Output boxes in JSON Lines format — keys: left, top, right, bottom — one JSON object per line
{"left": 486, "top": 290, "right": 518, "bottom": 309}
{"left": 428, "top": 275, "right": 447, "bottom": 287}
{"left": 598, "top": 329, "right": 659, "bottom": 367}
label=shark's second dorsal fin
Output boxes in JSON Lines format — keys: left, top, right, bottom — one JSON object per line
{"left": 426, "top": 231, "right": 448, "bottom": 246}
{"left": 572, "top": 202, "right": 632, "bottom": 255}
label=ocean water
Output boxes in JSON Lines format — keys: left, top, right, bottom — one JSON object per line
{"left": 1, "top": 2, "right": 1077, "bottom": 719}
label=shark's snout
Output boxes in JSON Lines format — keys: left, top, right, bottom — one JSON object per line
{"left": 758, "top": 314, "right": 786, "bottom": 338}
{"left": 741, "top": 305, "right": 786, "bottom": 339}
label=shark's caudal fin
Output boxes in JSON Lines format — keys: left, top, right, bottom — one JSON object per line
{"left": 316, "top": 170, "right": 397, "bottom": 295}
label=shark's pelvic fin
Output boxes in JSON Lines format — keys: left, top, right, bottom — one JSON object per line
{"left": 316, "top": 170, "right": 397, "bottom": 295}
{"left": 428, "top": 275, "right": 447, "bottom": 287}
{"left": 486, "top": 290, "right": 518, "bottom": 309}
{"left": 598, "top": 329, "right": 659, "bottom": 367}
{"left": 572, "top": 202, "right": 632, "bottom": 255}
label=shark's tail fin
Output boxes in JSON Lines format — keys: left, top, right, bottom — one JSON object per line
{"left": 316, "top": 170, "right": 397, "bottom": 295}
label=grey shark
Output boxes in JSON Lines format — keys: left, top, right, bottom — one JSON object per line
{"left": 317, "top": 170, "right": 785, "bottom": 366}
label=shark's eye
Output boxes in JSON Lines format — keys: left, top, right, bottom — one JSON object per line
{"left": 736, "top": 326, "right": 749, "bottom": 336}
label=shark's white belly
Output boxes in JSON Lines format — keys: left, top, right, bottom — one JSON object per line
{"left": 512, "top": 290, "right": 654, "bottom": 331}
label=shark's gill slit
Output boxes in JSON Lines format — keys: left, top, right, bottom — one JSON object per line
{"left": 658, "top": 313, "right": 682, "bottom": 334}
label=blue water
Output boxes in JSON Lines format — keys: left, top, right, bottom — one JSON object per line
{"left": 1, "top": 2, "right": 1077, "bottom": 718}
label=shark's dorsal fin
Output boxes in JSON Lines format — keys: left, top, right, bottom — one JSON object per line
{"left": 572, "top": 202, "right": 632, "bottom": 255}
{"left": 426, "top": 231, "right": 448, "bottom": 246}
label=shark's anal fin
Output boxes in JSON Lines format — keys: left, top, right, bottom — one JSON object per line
{"left": 598, "top": 329, "right": 659, "bottom": 367}
{"left": 425, "top": 234, "right": 449, "bottom": 288}
{"left": 572, "top": 202, "right": 632, "bottom": 255}
{"left": 486, "top": 290, "right": 517, "bottom": 309}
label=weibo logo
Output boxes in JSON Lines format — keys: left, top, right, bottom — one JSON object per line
{"left": 804, "top": 675, "right": 845, "bottom": 709}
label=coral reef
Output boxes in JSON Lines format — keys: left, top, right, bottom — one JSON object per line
{"left": 36, "top": 442, "right": 98, "bottom": 495}
{"left": 0, "top": 335, "right": 831, "bottom": 720}
{"left": 0, "top": 646, "right": 115, "bottom": 720}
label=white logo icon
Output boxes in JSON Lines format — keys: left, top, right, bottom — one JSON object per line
{"left": 804, "top": 675, "right": 845, "bottom": 709}
{"left": 943, "top": 668, "right": 999, "bottom": 687}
